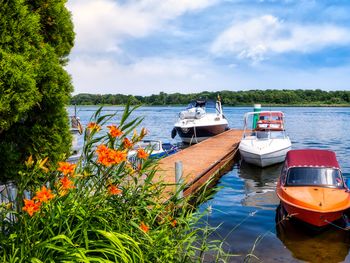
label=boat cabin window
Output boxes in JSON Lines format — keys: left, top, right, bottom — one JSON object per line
{"left": 286, "top": 167, "right": 344, "bottom": 188}
{"left": 259, "top": 115, "right": 282, "bottom": 121}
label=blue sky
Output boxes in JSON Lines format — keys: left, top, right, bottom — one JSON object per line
{"left": 66, "top": 0, "right": 350, "bottom": 95}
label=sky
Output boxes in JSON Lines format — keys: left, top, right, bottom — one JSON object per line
{"left": 66, "top": 0, "right": 350, "bottom": 95}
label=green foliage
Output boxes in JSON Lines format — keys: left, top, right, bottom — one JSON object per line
{"left": 71, "top": 89, "right": 350, "bottom": 106}
{"left": 0, "top": 0, "right": 74, "bottom": 182}
{"left": 0, "top": 106, "right": 225, "bottom": 262}
{"left": 26, "top": 0, "right": 74, "bottom": 62}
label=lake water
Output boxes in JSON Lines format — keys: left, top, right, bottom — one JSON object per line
{"left": 68, "top": 105, "right": 350, "bottom": 263}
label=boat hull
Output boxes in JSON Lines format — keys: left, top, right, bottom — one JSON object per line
{"left": 174, "top": 123, "right": 228, "bottom": 144}
{"left": 281, "top": 201, "right": 344, "bottom": 227}
{"left": 239, "top": 145, "right": 291, "bottom": 167}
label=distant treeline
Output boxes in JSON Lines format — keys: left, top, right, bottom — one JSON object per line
{"left": 70, "top": 90, "right": 350, "bottom": 106}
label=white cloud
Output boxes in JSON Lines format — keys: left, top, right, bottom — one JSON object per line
{"left": 66, "top": 55, "right": 350, "bottom": 95}
{"left": 211, "top": 15, "right": 350, "bottom": 62}
{"left": 67, "top": 0, "right": 216, "bottom": 53}
{"left": 66, "top": 56, "right": 228, "bottom": 95}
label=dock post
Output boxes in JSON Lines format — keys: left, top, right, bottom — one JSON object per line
{"left": 175, "top": 161, "right": 184, "bottom": 199}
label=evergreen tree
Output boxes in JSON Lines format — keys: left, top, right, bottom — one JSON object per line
{"left": 0, "top": 0, "right": 74, "bottom": 181}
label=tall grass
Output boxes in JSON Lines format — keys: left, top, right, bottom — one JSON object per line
{"left": 0, "top": 104, "right": 227, "bottom": 262}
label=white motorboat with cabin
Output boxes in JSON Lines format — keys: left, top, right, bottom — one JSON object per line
{"left": 171, "top": 98, "right": 229, "bottom": 144}
{"left": 239, "top": 111, "right": 291, "bottom": 167}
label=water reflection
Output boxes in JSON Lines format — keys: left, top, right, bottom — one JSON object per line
{"left": 275, "top": 205, "right": 350, "bottom": 263}
{"left": 238, "top": 161, "right": 282, "bottom": 209}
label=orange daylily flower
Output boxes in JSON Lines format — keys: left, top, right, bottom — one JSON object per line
{"left": 87, "top": 122, "right": 101, "bottom": 132}
{"left": 34, "top": 186, "right": 55, "bottom": 203}
{"left": 107, "top": 125, "right": 123, "bottom": 138}
{"left": 139, "top": 221, "right": 149, "bottom": 233}
{"left": 57, "top": 162, "right": 76, "bottom": 176}
{"left": 108, "top": 185, "right": 122, "bottom": 195}
{"left": 96, "top": 144, "right": 127, "bottom": 166}
{"left": 170, "top": 219, "right": 177, "bottom": 227}
{"left": 123, "top": 138, "right": 133, "bottom": 149}
{"left": 114, "top": 150, "right": 127, "bottom": 163}
{"left": 60, "top": 176, "right": 75, "bottom": 190}
{"left": 137, "top": 148, "right": 149, "bottom": 159}
{"left": 22, "top": 199, "right": 41, "bottom": 217}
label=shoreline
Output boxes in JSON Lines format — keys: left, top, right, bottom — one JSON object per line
{"left": 69, "top": 104, "right": 350, "bottom": 107}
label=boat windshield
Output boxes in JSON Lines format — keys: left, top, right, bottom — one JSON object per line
{"left": 133, "top": 141, "right": 161, "bottom": 151}
{"left": 186, "top": 100, "right": 217, "bottom": 113}
{"left": 247, "top": 130, "right": 286, "bottom": 139}
{"left": 286, "top": 167, "right": 344, "bottom": 188}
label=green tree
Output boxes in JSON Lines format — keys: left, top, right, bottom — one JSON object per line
{"left": 0, "top": 0, "right": 74, "bottom": 181}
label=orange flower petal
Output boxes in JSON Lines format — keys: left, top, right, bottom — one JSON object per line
{"left": 123, "top": 138, "right": 133, "bottom": 149}
{"left": 107, "top": 125, "right": 123, "bottom": 138}
{"left": 96, "top": 144, "right": 127, "bottom": 166}
{"left": 87, "top": 122, "right": 101, "bottom": 132}
{"left": 140, "top": 221, "right": 149, "bottom": 233}
{"left": 34, "top": 186, "right": 55, "bottom": 203}
{"left": 108, "top": 185, "right": 122, "bottom": 195}
{"left": 58, "top": 162, "right": 76, "bottom": 176}
{"left": 137, "top": 148, "right": 149, "bottom": 159}
{"left": 22, "top": 199, "right": 41, "bottom": 216}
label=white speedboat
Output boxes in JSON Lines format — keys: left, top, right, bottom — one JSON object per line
{"left": 239, "top": 111, "right": 291, "bottom": 167}
{"left": 171, "top": 98, "right": 229, "bottom": 144}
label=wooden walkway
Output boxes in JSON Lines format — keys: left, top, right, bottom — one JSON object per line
{"left": 155, "top": 129, "right": 243, "bottom": 199}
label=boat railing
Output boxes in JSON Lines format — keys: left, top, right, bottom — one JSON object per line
{"left": 242, "top": 111, "right": 287, "bottom": 139}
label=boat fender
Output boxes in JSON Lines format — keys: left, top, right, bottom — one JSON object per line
{"left": 171, "top": 128, "right": 177, "bottom": 139}
{"left": 179, "top": 111, "right": 196, "bottom": 119}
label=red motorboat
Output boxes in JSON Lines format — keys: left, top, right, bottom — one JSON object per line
{"left": 276, "top": 149, "right": 350, "bottom": 227}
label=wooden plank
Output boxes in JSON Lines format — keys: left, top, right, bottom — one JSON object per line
{"left": 155, "top": 129, "right": 243, "bottom": 199}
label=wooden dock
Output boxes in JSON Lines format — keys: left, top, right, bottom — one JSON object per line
{"left": 155, "top": 129, "right": 243, "bottom": 199}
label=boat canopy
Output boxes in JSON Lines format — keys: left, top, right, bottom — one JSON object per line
{"left": 187, "top": 99, "right": 215, "bottom": 109}
{"left": 259, "top": 112, "right": 283, "bottom": 118}
{"left": 285, "top": 149, "right": 340, "bottom": 169}
{"left": 186, "top": 99, "right": 223, "bottom": 116}
{"left": 243, "top": 111, "right": 286, "bottom": 132}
